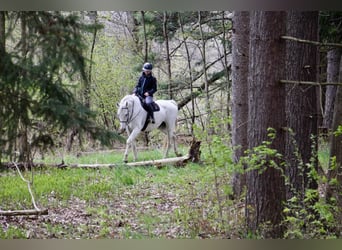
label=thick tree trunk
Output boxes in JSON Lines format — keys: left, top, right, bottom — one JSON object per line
{"left": 230, "top": 11, "right": 249, "bottom": 199}
{"left": 246, "top": 11, "right": 287, "bottom": 238}
{"left": 284, "top": 11, "right": 319, "bottom": 200}
{"left": 323, "top": 49, "right": 342, "bottom": 130}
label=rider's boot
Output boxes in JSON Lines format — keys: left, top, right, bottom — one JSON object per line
{"left": 147, "top": 104, "right": 155, "bottom": 124}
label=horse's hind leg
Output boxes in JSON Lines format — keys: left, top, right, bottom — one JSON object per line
{"left": 172, "top": 132, "right": 181, "bottom": 157}
{"left": 163, "top": 132, "right": 171, "bottom": 158}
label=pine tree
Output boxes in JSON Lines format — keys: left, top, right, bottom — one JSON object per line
{"left": 0, "top": 11, "right": 119, "bottom": 163}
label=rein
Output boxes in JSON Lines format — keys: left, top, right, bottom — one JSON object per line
{"left": 119, "top": 98, "right": 142, "bottom": 125}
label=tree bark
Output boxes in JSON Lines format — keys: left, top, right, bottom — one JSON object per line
{"left": 284, "top": 11, "right": 319, "bottom": 200}
{"left": 163, "top": 11, "right": 173, "bottom": 99}
{"left": 141, "top": 11, "right": 148, "bottom": 62}
{"left": 323, "top": 49, "right": 342, "bottom": 130}
{"left": 326, "top": 56, "right": 342, "bottom": 233}
{"left": 246, "top": 11, "right": 287, "bottom": 238}
{"left": 85, "top": 11, "right": 98, "bottom": 109}
{"left": 230, "top": 11, "right": 249, "bottom": 199}
{"left": 198, "top": 11, "right": 212, "bottom": 133}
{"left": 0, "top": 11, "right": 5, "bottom": 163}
{"left": 178, "top": 12, "right": 195, "bottom": 133}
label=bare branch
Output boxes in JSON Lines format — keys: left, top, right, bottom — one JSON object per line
{"left": 281, "top": 35, "right": 342, "bottom": 48}
{"left": 280, "top": 80, "right": 342, "bottom": 86}
{"left": 13, "top": 162, "right": 40, "bottom": 211}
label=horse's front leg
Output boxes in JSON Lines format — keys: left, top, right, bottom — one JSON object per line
{"left": 131, "top": 140, "right": 137, "bottom": 161}
{"left": 124, "top": 128, "right": 141, "bottom": 162}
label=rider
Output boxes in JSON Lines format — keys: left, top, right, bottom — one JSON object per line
{"left": 133, "top": 62, "right": 157, "bottom": 124}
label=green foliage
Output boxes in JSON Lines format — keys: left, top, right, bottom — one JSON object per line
{"left": 319, "top": 11, "right": 342, "bottom": 43}
{"left": 0, "top": 226, "right": 26, "bottom": 239}
{"left": 0, "top": 11, "right": 122, "bottom": 162}
{"left": 282, "top": 142, "right": 339, "bottom": 239}
{"left": 333, "top": 125, "right": 342, "bottom": 137}
{"left": 87, "top": 31, "right": 138, "bottom": 130}
{"left": 241, "top": 128, "right": 284, "bottom": 174}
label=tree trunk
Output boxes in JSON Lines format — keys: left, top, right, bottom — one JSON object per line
{"left": 0, "top": 11, "right": 5, "bottom": 70}
{"left": 0, "top": 11, "right": 5, "bottom": 163}
{"left": 246, "top": 11, "right": 286, "bottom": 238}
{"left": 284, "top": 11, "right": 319, "bottom": 200}
{"left": 178, "top": 13, "right": 195, "bottom": 134}
{"left": 198, "top": 11, "right": 212, "bottom": 133}
{"left": 230, "top": 11, "right": 249, "bottom": 199}
{"left": 323, "top": 48, "right": 342, "bottom": 130}
{"left": 85, "top": 11, "right": 98, "bottom": 109}
{"left": 141, "top": 11, "right": 148, "bottom": 62}
{"left": 163, "top": 11, "right": 173, "bottom": 99}
{"left": 326, "top": 56, "right": 342, "bottom": 233}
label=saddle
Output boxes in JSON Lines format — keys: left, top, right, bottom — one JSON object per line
{"left": 137, "top": 95, "right": 160, "bottom": 112}
{"left": 137, "top": 96, "right": 160, "bottom": 131}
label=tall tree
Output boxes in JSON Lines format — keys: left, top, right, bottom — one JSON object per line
{"left": 326, "top": 56, "right": 342, "bottom": 233}
{"left": 246, "top": 11, "right": 287, "bottom": 238}
{"left": 230, "top": 11, "right": 249, "bottom": 199}
{"left": 198, "top": 11, "right": 212, "bottom": 133}
{"left": 163, "top": 11, "right": 173, "bottom": 99}
{"left": 178, "top": 12, "right": 196, "bottom": 133}
{"left": 140, "top": 11, "right": 148, "bottom": 62}
{"left": 323, "top": 48, "right": 341, "bottom": 130}
{"left": 284, "top": 11, "right": 319, "bottom": 200}
{"left": 0, "top": 11, "right": 118, "bottom": 163}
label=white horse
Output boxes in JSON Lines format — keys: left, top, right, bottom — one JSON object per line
{"left": 117, "top": 94, "right": 180, "bottom": 162}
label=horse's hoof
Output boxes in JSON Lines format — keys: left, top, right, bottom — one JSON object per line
{"left": 123, "top": 160, "right": 128, "bottom": 164}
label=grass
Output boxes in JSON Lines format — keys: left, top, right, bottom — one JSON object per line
{"left": 0, "top": 146, "right": 236, "bottom": 239}
{"left": 0, "top": 140, "right": 334, "bottom": 239}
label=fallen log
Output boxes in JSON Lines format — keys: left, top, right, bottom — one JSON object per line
{"left": 2, "top": 140, "right": 201, "bottom": 169}
{"left": 65, "top": 139, "right": 201, "bottom": 168}
{"left": 59, "top": 154, "right": 190, "bottom": 168}
{"left": 0, "top": 209, "right": 48, "bottom": 216}
{"left": 126, "top": 154, "right": 191, "bottom": 168}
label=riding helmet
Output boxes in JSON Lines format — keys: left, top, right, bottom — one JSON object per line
{"left": 142, "top": 62, "right": 153, "bottom": 71}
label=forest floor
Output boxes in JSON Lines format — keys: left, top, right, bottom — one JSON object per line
{"left": 0, "top": 146, "right": 244, "bottom": 239}
{"left": 0, "top": 139, "right": 334, "bottom": 239}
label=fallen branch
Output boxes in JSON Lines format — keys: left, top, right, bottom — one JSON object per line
{"left": 0, "top": 209, "right": 48, "bottom": 216}
{"left": 0, "top": 163, "right": 48, "bottom": 217}
{"left": 13, "top": 162, "right": 40, "bottom": 211}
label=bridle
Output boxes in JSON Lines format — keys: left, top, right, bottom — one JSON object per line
{"left": 119, "top": 98, "right": 141, "bottom": 125}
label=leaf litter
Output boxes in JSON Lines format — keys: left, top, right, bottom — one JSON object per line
{"left": 0, "top": 167, "right": 240, "bottom": 239}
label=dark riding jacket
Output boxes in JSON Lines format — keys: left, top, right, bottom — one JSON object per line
{"left": 133, "top": 72, "right": 157, "bottom": 98}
